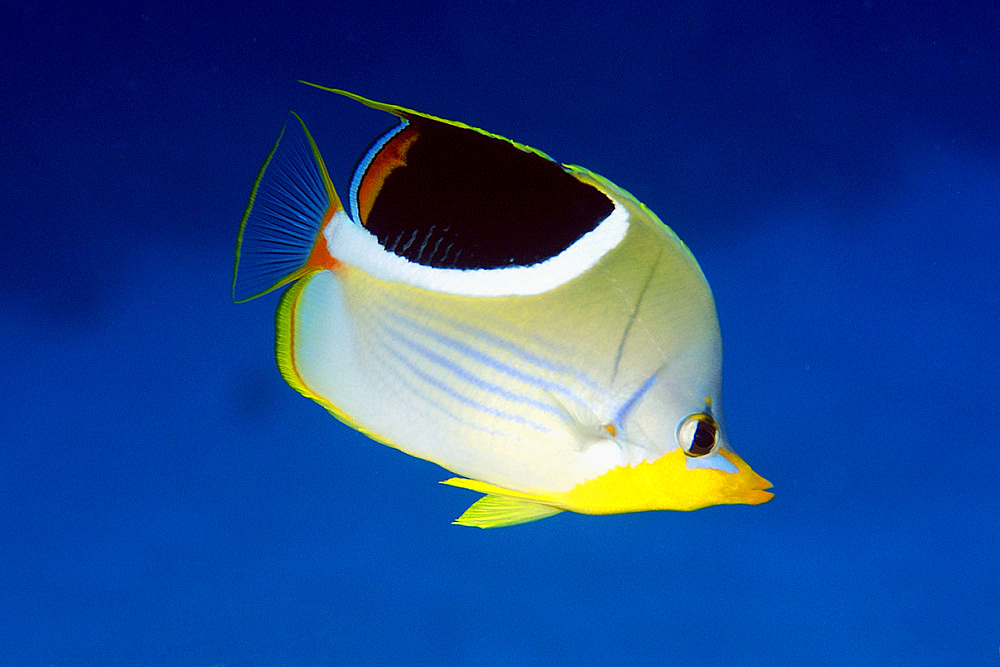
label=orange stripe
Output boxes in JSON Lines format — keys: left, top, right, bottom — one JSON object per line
{"left": 357, "top": 126, "right": 419, "bottom": 224}
{"left": 305, "top": 210, "right": 342, "bottom": 271}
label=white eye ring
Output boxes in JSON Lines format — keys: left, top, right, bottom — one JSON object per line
{"left": 677, "top": 413, "right": 718, "bottom": 457}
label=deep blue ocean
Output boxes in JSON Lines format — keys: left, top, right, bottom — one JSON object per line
{"left": 3, "top": 2, "right": 998, "bottom": 664}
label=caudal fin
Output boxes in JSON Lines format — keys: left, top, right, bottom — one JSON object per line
{"left": 232, "top": 112, "right": 343, "bottom": 302}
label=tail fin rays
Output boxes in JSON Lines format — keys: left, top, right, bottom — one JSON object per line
{"left": 233, "top": 112, "right": 343, "bottom": 302}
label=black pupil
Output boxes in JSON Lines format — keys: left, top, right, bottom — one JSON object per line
{"left": 690, "top": 421, "right": 716, "bottom": 456}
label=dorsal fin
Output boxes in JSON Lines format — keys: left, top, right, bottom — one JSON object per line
{"left": 298, "top": 82, "right": 556, "bottom": 160}
{"left": 299, "top": 82, "right": 615, "bottom": 271}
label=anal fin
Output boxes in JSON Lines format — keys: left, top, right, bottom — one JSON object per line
{"left": 442, "top": 478, "right": 564, "bottom": 528}
{"left": 454, "top": 494, "right": 564, "bottom": 528}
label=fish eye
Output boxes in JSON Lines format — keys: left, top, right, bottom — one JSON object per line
{"left": 677, "top": 413, "right": 718, "bottom": 457}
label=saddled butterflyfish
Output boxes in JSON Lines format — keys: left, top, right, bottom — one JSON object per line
{"left": 233, "top": 83, "right": 773, "bottom": 528}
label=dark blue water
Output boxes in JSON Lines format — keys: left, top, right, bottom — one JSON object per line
{"left": 3, "top": 2, "right": 998, "bottom": 664}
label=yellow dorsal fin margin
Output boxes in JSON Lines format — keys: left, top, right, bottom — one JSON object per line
{"left": 441, "top": 478, "right": 564, "bottom": 528}
{"left": 298, "top": 81, "right": 556, "bottom": 163}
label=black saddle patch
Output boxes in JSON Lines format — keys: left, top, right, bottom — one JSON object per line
{"left": 359, "top": 119, "right": 614, "bottom": 269}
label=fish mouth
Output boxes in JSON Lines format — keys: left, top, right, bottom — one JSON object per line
{"left": 719, "top": 450, "right": 774, "bottom": 505}
{"left": 743, "top": 470, "right": 774, "bottom": 504}
{"left": 747, "top": 475, "right": 774, "bottom": 504}
{"left": 733, "top": 476, "right": 773, "bottom": 505}
{"left": 744, "top": 486, "right": 775, "bottom": 505}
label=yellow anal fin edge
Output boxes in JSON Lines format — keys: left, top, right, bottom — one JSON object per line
{"left": 442, "top": 478, "right": 564, "bottom": 528}
{"left": 274, "top": 270, "right": 398, "bottom": 449}
{"left": 454, "top": 494, "right": 564, "bottom": 529}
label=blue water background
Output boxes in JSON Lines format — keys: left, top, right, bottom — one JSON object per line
{"left": 3, "top": 2, "right": 998, "bottom": 664}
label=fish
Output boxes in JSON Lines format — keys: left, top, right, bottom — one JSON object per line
{"left": 233, "top": 82, "right": 773, "bottom": 528}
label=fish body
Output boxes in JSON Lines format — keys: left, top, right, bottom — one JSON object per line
{"left": 234, "top": 84, "right": 772, "bottom": 527}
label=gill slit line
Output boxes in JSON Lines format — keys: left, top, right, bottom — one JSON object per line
{"left": 611, "top": 245, "right": 663, "bottom": 383}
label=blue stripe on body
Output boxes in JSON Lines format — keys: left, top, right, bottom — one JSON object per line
{"left": 443, "top": 316, "right": 606, "bottom": 393}
{"left": 380, "top": 349, "right": 516, "bottom": 438}
{"left": 380, "top": 336, "right": 550, "bottom": 435}
{"left": 612, "top": 371, "right": 659, "bottom": 426}
{"left": 380, "top": 327, "right": 551, "bottom": 433}
{"left": 368, "top": 335, "right": 520, "bottom": 438}
{"left": 383, "top": 325, "right": 563, "bottom": 419}
{"left": 388, "top": 311, "right": 600, "bottom": 409}
{"left": 349, "top": 300, "right": 520, "bottom": 437}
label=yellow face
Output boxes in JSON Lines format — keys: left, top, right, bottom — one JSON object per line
{"left": 443, "top": 414, "right": 772, "bottom": 527}
{"left": 555, "top": 444, "right": 773, "bottom": 516}
{"left": 551, "top": 346, "right": 772, "bottom": 515}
